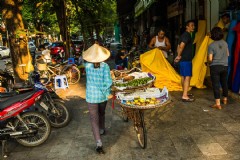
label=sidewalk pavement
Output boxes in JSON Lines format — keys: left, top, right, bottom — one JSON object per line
{"left": 5, "top": 58, "right": 240, "bottom": 160}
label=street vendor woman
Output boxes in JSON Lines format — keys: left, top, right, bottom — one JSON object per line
{"left": 83, "top": 43, "right": 113, "bottom": 154}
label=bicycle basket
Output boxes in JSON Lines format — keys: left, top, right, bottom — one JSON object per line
{"left": 37, "top": 63, "right": 47, "bottom": 71}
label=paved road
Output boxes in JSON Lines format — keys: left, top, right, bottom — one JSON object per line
{"left": 3, "top": 74, "right": 240, "bottom": 160}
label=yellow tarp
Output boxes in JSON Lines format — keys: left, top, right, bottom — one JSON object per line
{"left": 140, "top": 37, "right": 212, "bottom": 91}
{"left": 190, "top": 36, "right": 211, "bottom": 88}
{"left": 193, "top": 20, "right": 206, "bottom": 53}
{"left": 140, "top": 49, "right": 182, "bottom": 91}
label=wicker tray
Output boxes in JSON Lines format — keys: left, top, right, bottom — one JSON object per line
{"left": 111, "top": 68, "right": 155, "bottom": 92}
{"left": 116, "top": 96, "right": 172, "bottom": 110}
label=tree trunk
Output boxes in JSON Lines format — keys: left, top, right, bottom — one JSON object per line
{"left": 52, "top": 0, "right": 70, "bottom": 59}
{"left": 2, "top": 0, "right": 34, "bottom": 81}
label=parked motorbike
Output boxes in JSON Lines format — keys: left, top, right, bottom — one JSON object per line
{"left": 33, "top": 82, "right": 70, "bottom": 128}
{"left": 52, "top": 49, "right": 65, "bottom": 64}
{"left": 1, "top": 74, "right": 71, "bottom": 128}
{"left": 0, "top": 90, "right": 51, "bottom": 157}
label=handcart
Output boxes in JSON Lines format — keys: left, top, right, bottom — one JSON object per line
{"left": 111, "top": 68, "right": 173, "bottom": 149}
{"left": 115, "top": 96, "right": 172, "bottom": 149}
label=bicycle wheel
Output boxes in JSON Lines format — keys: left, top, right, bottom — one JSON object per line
{"left": 134, "top": 110, "right": 147, "bottom": 149}
{"left": 61, "top": 66, "right": 80, "bottom": 84}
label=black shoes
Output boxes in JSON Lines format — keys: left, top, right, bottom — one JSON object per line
{"left": 96, "top": 146, "right": 105, "bottom": 154}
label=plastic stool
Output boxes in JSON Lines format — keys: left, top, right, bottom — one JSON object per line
{"left": 68, "top": 58, "right": 75, "bottom": 64}
{"left": 115, "top": 65, "right": 123, "bottom": 70}
{"left": 54, "top": 75, "right": 69, "bottom": 90}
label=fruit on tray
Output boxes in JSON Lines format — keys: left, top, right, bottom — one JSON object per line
{"left": 123, "top": 76, "right": 135, "bottom": 82}
{"left": 125, "top": 97, "right": 160, "bottom": 106}
{"left": 114, "top": 77, "right": 152, "bottom": 87}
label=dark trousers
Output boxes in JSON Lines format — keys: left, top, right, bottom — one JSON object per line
{"left": 210, "top": 65, "right": 228, "bottom": 99}
{"left": 87, "top": 101, "right": 107, "bottom": 142}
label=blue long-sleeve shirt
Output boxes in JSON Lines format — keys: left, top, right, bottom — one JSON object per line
{"left": 85, "top": 62, "right": 112, "bottom": 103}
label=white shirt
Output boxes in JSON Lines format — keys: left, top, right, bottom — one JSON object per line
{"left": 155, "top": 36, "right": 168, "bottom": 58}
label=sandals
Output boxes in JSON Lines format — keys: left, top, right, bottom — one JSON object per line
{"left": 182, "top": 98, "right": 195, "bottom": 102}
{"left": 188, "top": 93, "right": 194, "bottom": 98}
{"left": 222, "top": 99, "right": 227, "bottom": 105}
{"left": 210, "top": 104, "right": 222, "bottom": 110}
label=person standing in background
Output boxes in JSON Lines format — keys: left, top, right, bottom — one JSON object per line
{"left": 174, "top": 20, "right": 195, "bottom": 102}
{"left": 208, "top": 27, "right": 229, "bottom": 110}
{"left": 83, "top": 43, "right": 112, "bottom": 154}
{"left": 148, "top": 28, "right": 171, "bottom": 58}
{"left": 215, "top": 13, "right": 230, "bottom": 40}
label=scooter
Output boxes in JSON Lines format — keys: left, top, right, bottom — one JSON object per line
{"left": 0, "top": 89, "right": 51, "bottom": 158}
{"left": 0, "top": 75, "right": 70, "bottom": 128}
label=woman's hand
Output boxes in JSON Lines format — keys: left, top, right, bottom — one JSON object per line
{"left": 108, "top": 94, "right": 113, "bottom": 99}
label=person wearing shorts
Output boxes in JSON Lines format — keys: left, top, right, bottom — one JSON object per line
{"left": 174, "top": 20, "right": 195, "bottom": 102}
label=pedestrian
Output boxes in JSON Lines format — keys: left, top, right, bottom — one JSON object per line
{"left": 174, "top": 20, "right": 195, "bottom": 102}
{"left": 208, "top": 27, "right": 229, "bottom": 110}
{"left": 82, "top": 43, "right": 113, "bottom": 154}
{"left": 215, "top": 13, "right": 230, "bottom": 40}
{"left": 115, "top": 48, "right": 129, "bottom": 70}
{"left": 148, "top": 27, "right": 171, "bottom": 58}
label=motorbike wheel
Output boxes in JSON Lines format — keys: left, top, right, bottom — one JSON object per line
{"left": 47, "top": 101, "right": 70, "bottom": 128}
{"left": 61, "top": 66, "right": 80, "bottom": 84}
{"left": 14, "top": 111, "right": 51, "bottom": 147}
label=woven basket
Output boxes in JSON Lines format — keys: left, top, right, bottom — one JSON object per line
{"left": 37, "top": 63, "right": 47, "bottom": 71}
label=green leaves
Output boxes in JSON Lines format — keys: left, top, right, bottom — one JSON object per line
{"left": 115, "top": 77, "right": 152, "bottom": 87}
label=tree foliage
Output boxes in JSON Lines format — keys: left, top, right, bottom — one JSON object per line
{"left": 0, "top": 0, "right": 117, "bottom": 80}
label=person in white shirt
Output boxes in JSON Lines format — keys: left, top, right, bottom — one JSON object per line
{"left": 148, "top": 28, "right": 171, "bottom": 58}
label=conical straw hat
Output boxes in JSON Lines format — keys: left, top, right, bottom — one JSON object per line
{"left": 83, "top": 44, "right": 110, "bottom": 63}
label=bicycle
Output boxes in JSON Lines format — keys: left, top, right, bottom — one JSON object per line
{"left": 35, "top": 60, "right": 80, "bottom": 85}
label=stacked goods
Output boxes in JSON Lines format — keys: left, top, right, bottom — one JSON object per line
{"left": 114, "top": 77, "right": 152, "bottom": 87}
{"left": 111, "top": 69, "right": 155, "bottom": 90}
{"left": 116, "top": 87, "right": 169, "bottom": 107}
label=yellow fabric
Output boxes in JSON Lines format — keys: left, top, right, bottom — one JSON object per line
{"left": 140, "top": 37, "right": 213, "bottom": 91}
{"left": 193, "top": 20, "right": 206, "bottom": 53}
{"left": 140, "top": 49, "right": 182, "bottom": 91}
{"left": 190, "top": 36, "right": 212, "bottom": 88}
{"left": 215, "top": 19, "right": 225, "bottom": 29}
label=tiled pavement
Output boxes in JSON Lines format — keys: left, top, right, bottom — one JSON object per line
{"left": 3, "top": 59, "right": 240, "bottom": 160}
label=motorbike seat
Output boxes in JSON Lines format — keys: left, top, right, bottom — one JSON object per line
{"left": 0, "top": 91, "right": 36, "bottom": 111}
